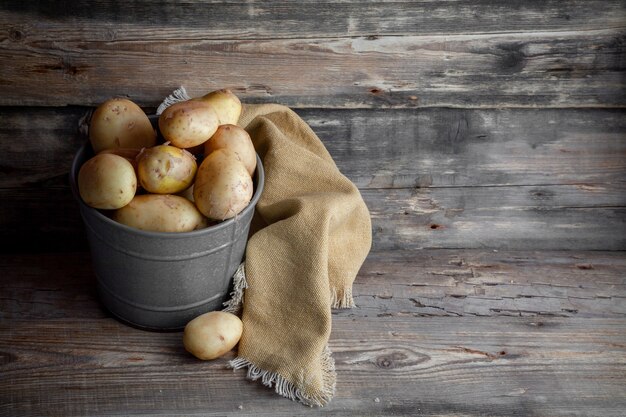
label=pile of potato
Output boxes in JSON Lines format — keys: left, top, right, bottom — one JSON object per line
{"left": 78, "top": 89, "right": 257, "bottom": 233}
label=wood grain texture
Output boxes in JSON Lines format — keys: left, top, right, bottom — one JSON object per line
{"left": 345, "top": 250, "right": 626, "bottom": 319}
{"left": 0, "top": 107, "right": 85, "bottom": 188}
{"left": 303, "top": 108, "right": 626, "bottom": 188}
{"left": 2, "top": 0, "right": 625, "bottom": 41}
{"left": 1, "top": 29, "right": 624, "bottom": 107}
{"left": 1, "top": 317, "right": 625, "bottom": 416}
{"left": 2, "top": 183, "right": 625, "bottom": 253}
{"left": 365, "top": 184, "right": 626, "bottom": 251}
{"left": 1, "top": 107, "right": 625, "bottom": 252}
{"left": 2, "top": 2, "right": 625, "bottom": 415}
{"left": 2, "top": 107, "right": 625, "bottom": 189}
{"left": 1, "top": 250, "right": 625, "bottom": 416}
{"left": 2, "top": 250, "right": 624, "bottom": 320}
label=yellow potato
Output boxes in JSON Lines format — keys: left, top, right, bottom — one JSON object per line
{"left": 137, "top": 145, "right": 197, "bottom": 194}
{"left": 204, "top": 124, "right": 256, "bottom": 176}
{"left": 112, "top": 194, "right": 208, "bottom": 232}
{"left": 158, "top": 100, "right": 219, "bottom": 149}
{"left": 183, "top": 311, "right": 243, "bottom": 360}
{"left": 89, "top": 98, "right": 156, "bottom": 153}
{"left": 193, "top": 149, "right": 253, "bottom": 220}
{"left": 196, "top": 89, "right": 242, "bottom": 126}
{"left": 78, "top": 153, "right": 137, "bottom": 210}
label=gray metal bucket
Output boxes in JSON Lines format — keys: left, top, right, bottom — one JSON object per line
{"left": 70, "top": 142, "right": 264, "bottom": 331}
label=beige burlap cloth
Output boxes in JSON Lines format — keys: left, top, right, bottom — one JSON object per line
{"left": 223, "top": 103, "right": 372, "bottom": 406}
{"left": 158, "top": 89, "right": 371, "bottom": 406}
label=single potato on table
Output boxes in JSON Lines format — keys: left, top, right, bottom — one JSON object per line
{"left": 137, "top": 144, "right": 197, "bottom": 194}
{"left": 183, "top": 311, "right": 243, "bottom": 360}
{"left": 204, "top": 124, "right": 256, "bottom": 176}
{"left": 193, "top": 149, "right": 253, "bottom": 221}
{"left": 89, "top": 98, "right": 156, "bottom": 153}
{"left": 113, "top": 194, "right": 208, "bottom": 232}
{"left": 78, "top": 153, "right": 137, "bottom": 210}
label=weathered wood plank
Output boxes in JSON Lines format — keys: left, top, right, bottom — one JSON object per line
{"left": 2, "top": 107, "right": 625, "bottom": 189}
{"left": 2, "top": 183, "right": 625, "bottom": 253}
{"left": 364, "top": 184, "right": 626, "bottom": 251}
{"left": 304, "top": 108, "right": 626, "bottom": 189}
{"left": 2, "top": 0, "right": 624, "bottom": 41}
{"left": 0, "top": 107, "right": 85, "bottom": 188}
{"left": 2, "top": 250, "right": 624, "bottom": 415}
{"left": 1, "top": 106, "right": 624, "bottom": 251}
{"left": 1, "top": 314, "right": 624, "bottom": 416}
{"left": 1, "top": 29, "right": 624, "bottom": 107}
{"left": 345, "top": 250, "right": 626, "bottom": 319}
{"left": 2, "top": 250, "right": 624, "bottom": 320}
{"left": 0, "top": 252, "right": 99, "bottom": 319}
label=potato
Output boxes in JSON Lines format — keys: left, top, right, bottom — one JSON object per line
{"left": 193, "top": 149, "right": 253, "bottom": 220}
{"left": 176, "top": 185, "right": 220, "bottom": 229}
{"left": 89, "top": 98, "right": 156, "bottom": 153}
{"left": 204, "top": 124, "right": 256, "bottom": 175}
{"left": 112, "top": 194, "right": 208, "bottom": 232}
{"left": 183, "top": 311, "right": 243, "bottom": 360}
{"left": 137, "top": 145, "right": 197, "bottom": 194}
{"left": 158, "top": 100, "right": 219, "bottom": 149}
{"left": 78, "top": 153, "right": 137, "bottom": 210}
{"left": 196, "top": 89, "right": 242, "bottom": 126}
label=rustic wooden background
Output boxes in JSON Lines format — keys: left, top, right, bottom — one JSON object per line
{"left": 1, "top": 1, "right": 625, "bottom": 416}
{"left": 2, "top": 0, "right": 625, "bottom": 253}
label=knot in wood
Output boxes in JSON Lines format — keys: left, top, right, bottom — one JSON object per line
{"left": 9, "top": 28, "right": 24, "bottom": 42}
{"left": 376, "top": 356, "right": 394, "bottom": 369}
{"left": 498, "top": 43, "right": 526, "bottom": 73}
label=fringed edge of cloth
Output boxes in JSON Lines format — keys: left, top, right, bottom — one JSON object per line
{"left": 222, "top": 264, "right": 339, "bottom": 406}
{"left": 156, "top": 86, "right": 192, "bottom": 115}
{"left": 222, "top": 263, "right": 248, "bottom": 315}
{"left": 228, "top": 345, "right": 337, "bottom": 407}
{"left": 330, "top": 286, "right": 355, "bottom": 309}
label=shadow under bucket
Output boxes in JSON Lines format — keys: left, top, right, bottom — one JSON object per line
{"left": 70, "top": 142, "right": 264, "bottom": 331}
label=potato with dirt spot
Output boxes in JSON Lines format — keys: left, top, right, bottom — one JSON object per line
{"left": 158, "top": 100, "right": 219, "bottom": 149}
{"left": 112, "top": 194, "right": 208, "bottom": 232}
{"left": 193, "top": 149, "right": 253, "bottom": 220}
{"left": 183, "top": 311, "right": 243, "bottom": 360}
{"left": 204, "top": 124, "right": 256, "bottom": 176}
{"left": 78, "top": 153, "right": 137, "bottom": 210}
{"left": 89, "top": 98, "right": 156, "bottom": 153}
{"left": 196, "top": 89, "right": 242, "bottom": 126}
{"left": 137, "top": 144, "right": 197, "bottom": 194}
